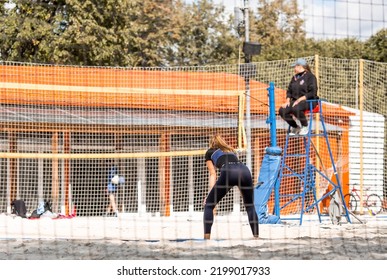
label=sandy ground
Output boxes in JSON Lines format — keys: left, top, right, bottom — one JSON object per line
{"left": 0, "top": 212, "right": 386, "bottom": 260}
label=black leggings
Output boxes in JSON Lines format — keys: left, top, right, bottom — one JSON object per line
{"left": 203, "top": 163, "right": 259, "bottom": 237}
{"left": 278, "top": 100, "right": 317, "bottom": 128}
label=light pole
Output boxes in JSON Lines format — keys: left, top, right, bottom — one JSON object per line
{"left": 237, "top": 0, "right": 261, "bottom": 171}
{"left": 244, "top": 0, "right": 252, "bottom": 170}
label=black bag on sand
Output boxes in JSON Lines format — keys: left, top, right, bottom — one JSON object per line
{"left": 11, "top": 199, "right": 27, "bottom": 218}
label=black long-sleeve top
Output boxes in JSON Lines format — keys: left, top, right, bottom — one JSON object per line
{"left": 286, "top": 71, "right": 318, "bottom": 101}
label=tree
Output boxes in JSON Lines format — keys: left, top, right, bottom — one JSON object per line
{"left": 54, "top": 0, "right": 126, "bottom": 65}
{"left": 0, "top": 0, "right": 239, "bottom": 66}
{"left": 364, "top": 28, "right": 387, "bottom": 63}
{"left": 314, "top": 38, "right": 364, "bottom": 59}
{"left": 0, "top": 0, "right": 64, "bottom": 63}
{"left": 165, "top": 0, "right": 239, "bottom": 66}
{"left": 1, "top": 1, "right": 384, "bottom": 66}
{"left": 249, "top": 0, "right": 307, "bottom": 61}
{"left": 49, "top": 0, "right": 175, "bottom": 66}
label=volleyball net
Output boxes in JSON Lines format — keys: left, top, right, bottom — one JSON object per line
{"left": 0, "top": 62, "right": 263, "bottom": 218}
{"left": 0, "top": 57, "right": 385, "bottom": 223}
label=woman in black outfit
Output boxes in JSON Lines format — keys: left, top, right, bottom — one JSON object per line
{"left": 279, "top": 58, "right": 319, "bottom": 136}
{"left": 203, "top": 134, "right": 259, "bottom": 240}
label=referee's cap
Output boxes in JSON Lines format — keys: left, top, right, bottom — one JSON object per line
{"left": 290, "top": 58, "right": 307, "bottom": 67}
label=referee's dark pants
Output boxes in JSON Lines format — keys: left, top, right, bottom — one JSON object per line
{"left": 279, "top": 100, "right": 318, "bottom": 128}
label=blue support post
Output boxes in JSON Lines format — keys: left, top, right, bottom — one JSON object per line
{"left": 265, "top": 81, "right": 282, "bottom": 217}
{"left": 267, "top": 82, "right": 277, "bottom": 147}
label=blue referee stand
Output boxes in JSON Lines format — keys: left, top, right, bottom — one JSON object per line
{"left": 277, "top": 98, "right": 351, "bottom": 225}
{"left": 254, "top": 82, "right": 351, "bottom": 225}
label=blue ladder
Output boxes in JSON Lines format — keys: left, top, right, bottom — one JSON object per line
{"left": 277, "top": 99, "right": 351, "bottom": 225}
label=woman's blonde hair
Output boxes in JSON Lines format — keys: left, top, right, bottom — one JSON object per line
{"left": 209, "top": 134, "right": 235, "bottom": 153}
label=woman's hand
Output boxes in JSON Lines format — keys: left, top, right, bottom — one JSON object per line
{"left": 281, "top": 100, "right": 290, "bottom": 108}
{"left": 293, "top": 96, "right": 306, "bottom": 106}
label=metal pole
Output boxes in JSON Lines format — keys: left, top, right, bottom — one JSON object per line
{"left": 244, "top": 0, "right": 252, "bottom": 170}
{"left": 268, "top": 82, "right": 277, "bottom": 147}
{"left": 268, "top": 82, "right": 281, "bottom": 216}
{"left": 244, "top": 0, "right": 249, "bottom": 42}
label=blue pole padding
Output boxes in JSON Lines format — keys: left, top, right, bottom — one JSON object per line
{"left": 252, "top": 82, "right": 283, "bottom": 223}
{"left": 254, "top": 147, "right": 282, "bottom": 224}
{"left": 266, "top": 82, "right": 282, "bottom": 217}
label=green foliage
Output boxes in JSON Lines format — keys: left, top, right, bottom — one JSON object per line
{"left": 313, "top": 38, "right": 364, "bottom": 59}
{"left": 0, "top": 0, "right": 240, "bottom": 66}
{"left": 250, "top": 0, "right": 306, "bottom": 61}
{"left": 0, "top": 0, "right": 385, "bottom": 66}
{"left": 249, "top": 0, "right": 385, "bottom": 63}
{"left": 165, "top": 0, "right": 239, "bottom": 66}
{"left": 363, "top": 29, "right": 387, "bottom": 63}
{"left": 0, "top": 0, "right": 62, "bottom": 63}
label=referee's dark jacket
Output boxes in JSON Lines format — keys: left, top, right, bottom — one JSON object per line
{"left": 286, "top": 71, "right": 318, "bottom": 101}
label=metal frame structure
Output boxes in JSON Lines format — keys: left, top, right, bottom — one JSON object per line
{"left": 277, "top": 99, "right": 351, "bottom": 225}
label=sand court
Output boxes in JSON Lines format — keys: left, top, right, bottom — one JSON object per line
{"left": 1, "top": 213, "right": 386, "bottom": 260}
